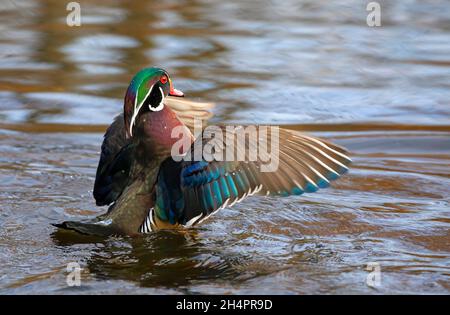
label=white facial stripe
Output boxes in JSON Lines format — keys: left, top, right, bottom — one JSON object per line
{"left": 129, "top": 84, "right": 165, "bottom": 136}
{"left": 129, "top": 84, "right": 153, "bottom": 137}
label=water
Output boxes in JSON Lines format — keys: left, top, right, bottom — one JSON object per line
{"left": 0, "top": 0, "right": 449, "bottom": 294}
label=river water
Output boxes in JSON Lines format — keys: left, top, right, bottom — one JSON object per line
{"left": 0, "top": 0, "right": 449, "bottom": 294}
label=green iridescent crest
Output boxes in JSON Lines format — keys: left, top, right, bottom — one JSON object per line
{"left": 129, "top": 67, "right": 168, "bottom": 108}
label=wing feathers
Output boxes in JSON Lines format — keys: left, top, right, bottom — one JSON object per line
{"left": 154, "top": 126, "right": 351, "bottom": 228}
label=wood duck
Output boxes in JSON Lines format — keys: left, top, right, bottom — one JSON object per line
{"left": 55, "top": 67, "right": 351, "bottom": 236}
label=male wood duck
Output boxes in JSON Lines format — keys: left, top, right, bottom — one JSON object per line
{"left": 55, "top": 67, "right": 351, "bottom": 236}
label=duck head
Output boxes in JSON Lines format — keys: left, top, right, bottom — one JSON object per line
{"left": 124, "top": 67, "right": 184, "bottom": 139}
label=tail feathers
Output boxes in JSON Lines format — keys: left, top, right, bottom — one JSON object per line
{"left": 52, "top": 221, "right": 117, "bottom": 237}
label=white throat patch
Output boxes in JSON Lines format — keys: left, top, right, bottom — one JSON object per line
{"left": 149, "top": 87, "right": 165, "bottom": 112}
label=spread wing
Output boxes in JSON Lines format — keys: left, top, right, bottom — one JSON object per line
{"left": 164, "top": 96, "right": 214, "bottom": 132}
{"left": 93, "top": 97, "right": 214, "bottom": 206}
{"left": 151, "top": 126, "right": 352, "bottom": 227}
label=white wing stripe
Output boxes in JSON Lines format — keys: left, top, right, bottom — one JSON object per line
{"left": 300, "top": 135, "right": 352, "bottom": 162}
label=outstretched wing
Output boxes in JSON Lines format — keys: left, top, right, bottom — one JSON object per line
{"left": 149, "top": 126, "right": 351, "bottom": 229}
{"left": 93, "top": 97, "right": 214, "bottom": 206}
{"left": 164, "top": 96, "right": 214, "bottom": 132}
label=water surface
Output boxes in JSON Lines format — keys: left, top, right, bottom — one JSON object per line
{"left": 0, "top": 0, "right": 449, "bottom": 294}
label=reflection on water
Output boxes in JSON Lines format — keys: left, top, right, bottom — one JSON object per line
{"left": 0, "top": 0, "right": 449, "bottom": 294}
{"left": 52, "top": 230, "right": 247, "bottom": 291}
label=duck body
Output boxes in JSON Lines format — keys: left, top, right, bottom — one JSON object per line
{"left": 55, "top": 67, "right": 351, "bottom": 236}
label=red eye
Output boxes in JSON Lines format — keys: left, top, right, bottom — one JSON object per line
{"left": 160, "top": 75, "right": 168, "bottom": 84}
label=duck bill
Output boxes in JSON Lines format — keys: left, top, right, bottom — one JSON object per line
{"left": 169, "top": 78, "right": 184, "bottom": 97}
